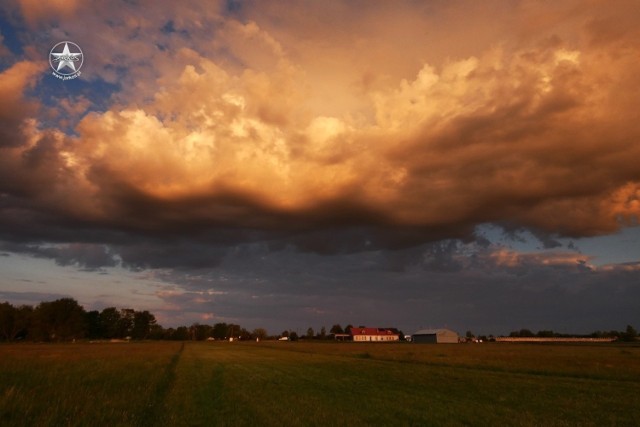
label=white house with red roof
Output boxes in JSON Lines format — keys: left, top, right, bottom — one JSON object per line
{"left": 350, "top": 327, "right": 400, "bottom": 342}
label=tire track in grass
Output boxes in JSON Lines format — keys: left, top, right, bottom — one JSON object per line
{"left": 181, "top": 355, "right": 226, "bottom": 424}
{"left": 139, "top": 342, "right": 184, "bottom": 427}
{"left": 187, "top": 346, "right": 260, "bottom": 425}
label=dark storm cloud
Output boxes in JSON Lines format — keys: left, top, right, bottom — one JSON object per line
{"left": 0, "top": 237, "right": 231, "bottom": 271}
{"left": 117, "top": 241, "right": 228, "bottom": 271}
{"left": 0, "top": 242, "right": 117, "bottom": 271}
{"left": 147, "top": 244, "right": 639, "bottom": 334}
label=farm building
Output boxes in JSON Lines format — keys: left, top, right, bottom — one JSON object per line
{"left": 332, "top": 333, "right": 351, "bottom": 341}
{"left": 350, "top": 327, "right": 400, "bottom": 342}
{"left": 412, "top": 328, "right": 459, "bottom": 344}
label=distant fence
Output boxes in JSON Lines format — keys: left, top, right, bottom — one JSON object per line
{"left": 495, "top": 337, "right": 616, "bottom": 343}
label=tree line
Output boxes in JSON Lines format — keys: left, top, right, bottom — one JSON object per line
{"left": 1, "top": 298, "right": 636, "bottom": 343}
{"left": 280, "top": 324, "right": 369, "bottom": 341}
{"left": 506, "top": 326, "right": 638, "bottom": 342}
{"left": 0, "top": 298, "right": 257, "bottom": 342}
{"left": 462, "top": 326, "right": 638, "bottom": 343}
{"left": 0, "top": 298, "right": 357, "bottom": 342}
{"left": 462, "top": 326, "right": 639, "bottom": 343}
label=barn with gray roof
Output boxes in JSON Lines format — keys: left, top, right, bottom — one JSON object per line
{"left": 412, "top": 328, "right": 459, "bottom": 343}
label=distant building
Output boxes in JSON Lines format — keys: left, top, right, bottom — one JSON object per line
{"left": 350, "top": 327, "right": 400, "bottom": 342}
{"left": 412, "top": 328, "right": 459, "bottom": 344}
{"left": 495, "top": 337, "right": 615, "bottom": 343}
{"left": 332, "top": 333, "right": 351, "bottom": 341}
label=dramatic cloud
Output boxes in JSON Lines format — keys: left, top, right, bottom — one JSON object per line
{"left": 0, "top": 1, "right": 638, "bottom": 332}
{"left": 137, "top": 242, "right": 640, "bottom": 333}
{"left": 0, "top": 242, "right": 117, "bottom": 271}
{"left": 2, "top": 0, "right": 640, "bottom": 250}
{"left": 0, "top": 60, "right": 43, "bottom": 147}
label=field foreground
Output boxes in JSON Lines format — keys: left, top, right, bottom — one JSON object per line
{"left": 1, "top": 341, "right": 639, "bottom": 426}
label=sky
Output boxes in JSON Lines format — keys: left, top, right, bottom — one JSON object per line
{"left": 0, "top": 0, "right": 639, "bottom": 336}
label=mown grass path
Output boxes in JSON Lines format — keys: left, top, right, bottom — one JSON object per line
{"left": 140, "top": 342, "right": 184, "bottom": 426}
{"left": 1, "top": 341, "right": 639, "bottom": 426}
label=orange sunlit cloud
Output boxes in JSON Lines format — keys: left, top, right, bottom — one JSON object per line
{"left": 3, "top": 2, "right": 640, "bottom": 239}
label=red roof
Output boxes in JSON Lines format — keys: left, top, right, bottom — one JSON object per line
{"left": 350, "top": 327, "right": 397, "bottom": 336}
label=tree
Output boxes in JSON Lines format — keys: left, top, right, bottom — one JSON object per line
{"left": 118, "top": 309, "right": 135, "bottom": 338}
{"left": 32, "top": 298, "right": 86, "bottom": 341}
{"left": 173, "top": 326, "right": 189, "bottom": 340}
{"left": 621, "top": 325, "right": 638, "bottom": 342}
{"left": 0, "top": 302, "right": 32, "bottom": 341}
{"left": 239, "top": 328, "right": 251, "bottom": 340}
{"left": 466, "top": 330, "right": 474, "bottom": 339}
{"left": 509, "top": 329, "right": 535, "bottom": 338}
{"left": 15, "top": 305, "right": 33, "bottom": 340}
{"left": 212, "top": 323, "right": 229, "bottom": 340}
{"left": 0, "top": 302, "right": 16, "bottom": 341}
{"left": 227, "top": 324, "right": 241, "bottom": 340}
{"left": 163, "top": 327, "right": 176, "bottom": 339}
{"left": 306, "top": 327, "right": 315, "bottom": 339}
{"left": 132, "top": 310, "right": 157, "bottom": 340}
{"left": 330, "top": 324, "right": 344, "bottom": 335}
{"left": 189, "top": 323, "right": 212, "bottom": 341}
{"left": 319, "top": 326, "right": 327, "bottom": 339}
{"left": 99, "top": 307, "right": 122, "bottom": 339}
{"left": 344, "top": 324, "right": 353, "bottom": 335}
{"left": 85, "top": 310, "right": 101, "bottom": 339}
{"left": 148, "top": 323, "right": 165, "bottom": 340}
{"left": 252, "top": 328, "right": 268, "bottom": 340}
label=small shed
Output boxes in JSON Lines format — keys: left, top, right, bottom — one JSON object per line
{"left": 412, "top": 328, "right": 459, "bottom": 344}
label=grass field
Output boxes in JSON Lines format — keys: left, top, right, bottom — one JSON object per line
{"left": 1, "top": 341, "right": 639, "bottom": 426}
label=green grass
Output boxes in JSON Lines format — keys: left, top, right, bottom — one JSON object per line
{"left": 1, "top": 341, "right": 639, "bottom": 426}
{"left": 0, "top": 342, "right": 184, "bottom": 426}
